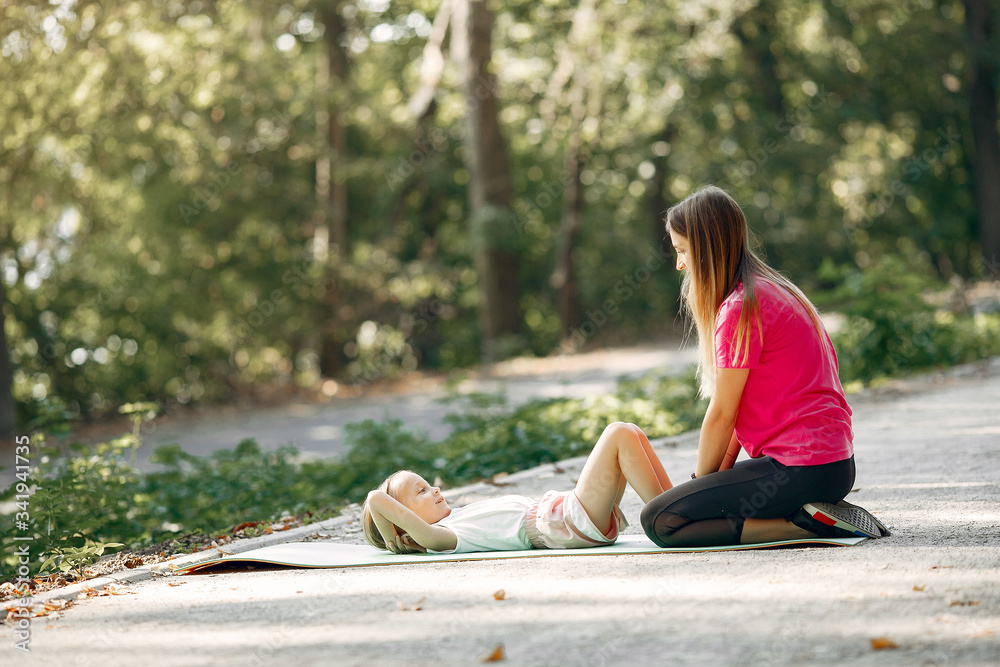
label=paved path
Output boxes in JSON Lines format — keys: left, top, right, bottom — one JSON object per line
{"left": 3, "top": 357, "right": 999, "bottom": 665}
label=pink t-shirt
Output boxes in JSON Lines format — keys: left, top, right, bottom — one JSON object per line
{"left": 715, "top": 280, "right": 853, "bottom": 466}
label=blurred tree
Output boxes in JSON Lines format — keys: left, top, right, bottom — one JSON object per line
{"left": 961, "top": 0, "right": 1000, "bottom": 271}
{"left": 0, "top": 283, "right": 14, "bottom": 438}
{"left": 545, "top": 0, "right": 596, "bottom": 339}
{"left": 0, "top": 0, "right": 994, "bottom": 427}
{"left": 314, "top": 0, "right": 353, "bottom": 377}
{"left": 453, "top": 0, "right": 521, "bottom": 360}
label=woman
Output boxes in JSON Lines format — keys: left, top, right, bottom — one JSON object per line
{"left": 641, "top": 185, "right": 888, "bottom": 547}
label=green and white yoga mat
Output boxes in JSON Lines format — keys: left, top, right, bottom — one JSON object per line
{"left": 175, "top": 534, "right": 866, "bottom": 573}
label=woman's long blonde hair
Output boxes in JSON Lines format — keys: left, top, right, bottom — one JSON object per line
{"left": 666, "top": 185, "right": 826, "bottom": 398}
{"left": 361, "top": 470, "right": 423, "bottom": 554}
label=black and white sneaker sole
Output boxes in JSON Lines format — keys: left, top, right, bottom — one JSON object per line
{"left": 835, "top": 499, "right": 891, "bottom": 537}
{"left": 801, "top": 502, "right": 885, "bottom": 539}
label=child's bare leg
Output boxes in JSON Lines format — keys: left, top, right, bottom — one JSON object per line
{"left": 626, "top": 423, "right": 673, "bottom": 493}
{"left": 575, "top": 422, "right": 674, "bottom": 532}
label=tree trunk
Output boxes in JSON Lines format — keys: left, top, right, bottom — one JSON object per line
{"left": 734, "top": 0, "right": 786, "bottom": 118}
{"left": 547, "top": 0, "right": 596, "bottom": 343}
{"left": 316, "top": 0, "right": 351, "bottom": 377}
{"left": 555, "top": 131, "right": 583, "bottom": 339}
{"left": 962, "top": 0, "right": 1000, "bottom": 274}
{"left": 453, "top": 0, "right": 521, "bottom": 361}
{"left": 648, "top": 123, "right": 676, "bottom": 257}
{"left": 409, "top": 0, "right": 453, "bottom": 123}
{"left": 0, "top": 282, "right": 16, "bottom": 490}
{"left": 0, "top": 282, "right": 15, "bottom": 437}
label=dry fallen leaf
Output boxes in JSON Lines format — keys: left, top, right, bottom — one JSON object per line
{"left": 493, "top": 590, "right": 505, "bottom": 600}
{"left": 913, "top": 585, "right": 926, "bottom": 591}
{"left": 948, "top": 600, "right": 980, "bottom": 607}
{"left": 870, "top": 637, "right": 898, "bottom": 650}
{"left": 397, "top": 596, "right": 425, "bottom": 611}
{"left": 168, "top": 582, "right": 185, "bottom": 587}
{"left": 4, "top": 598, "right": 74, "bottom": 621}
{"left": 480, "top": 644, "right": 505, "bottom": 662}
{"left": 231, "top": 521, "right": 260, "bottom": 533}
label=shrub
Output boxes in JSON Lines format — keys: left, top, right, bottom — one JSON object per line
{"left": 819, "top": 255, "right": 1000, "bottom": 385}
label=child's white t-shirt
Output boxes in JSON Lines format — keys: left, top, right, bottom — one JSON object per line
{"left": 427, "top": 495, "right": 534, "bottom": 554}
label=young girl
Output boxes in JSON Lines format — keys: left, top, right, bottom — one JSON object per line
{"left": 641, "top": 185, "right": 889, "bottom": 547}
{"left": 363, "top": 422, "right": 672, "bottom": 554}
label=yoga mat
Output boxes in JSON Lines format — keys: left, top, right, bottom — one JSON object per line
{"left": 176, "top": 534, "right": 866, "bottom": 574}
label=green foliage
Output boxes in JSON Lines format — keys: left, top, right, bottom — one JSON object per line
{"left": 38, "top": 541, "right": 124, "bottom": 578}
{"left": 144, "top": 440, "right": 310, "bottom": 535}
{"left": 306, "top": 418, "right": 435, "bottom": 503}
{"left": 3, "top": 0, "right": 992, "bottom": 428}
{"left": 3, "top": 432, "right": 138, "bottom": 580}
{"left": 468, "top": 205, "right": 522, "bottom": 255}
{"left": 822, "top": 255, "right": 1000, "bottom": 385}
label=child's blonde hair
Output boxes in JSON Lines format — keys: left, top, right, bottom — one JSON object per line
{"left": 361, "top": 470, "right": 424, "bottom": 554}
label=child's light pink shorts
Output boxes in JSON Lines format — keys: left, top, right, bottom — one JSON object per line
{"left": 525, "top": 490, "right": 628, "bottom": 549}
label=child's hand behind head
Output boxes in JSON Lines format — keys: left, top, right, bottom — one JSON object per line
{"left": 388, "top": 532, "right": 426, "bottom": 554}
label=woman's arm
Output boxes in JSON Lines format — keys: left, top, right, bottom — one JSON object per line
{"left": 695, "top": 367, "right": 749, "bottom": 477}
{"left": 719, "top": 429, "right": 741, "bottom": 471}
{"left": 366, "top": 491, "right": 458, "bottom": 553}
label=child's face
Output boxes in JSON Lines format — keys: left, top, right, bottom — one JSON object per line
{"left": 397, "top": 472, "right": 451, "bottom": 524}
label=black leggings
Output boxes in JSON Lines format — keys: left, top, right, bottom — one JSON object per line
{"left": 641, "top": 456, "right": 856, "bottom": 547}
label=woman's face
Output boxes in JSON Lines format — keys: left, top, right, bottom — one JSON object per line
{"left": 669, "top": 229, "right": 689, "bottom": 272}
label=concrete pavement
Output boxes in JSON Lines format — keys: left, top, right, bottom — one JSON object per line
{"left": 2, "top": 356, "right": 999, "bottom": 665}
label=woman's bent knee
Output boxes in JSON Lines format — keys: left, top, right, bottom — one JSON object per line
{"left": 641, "top": 504, "right": 689, "bottom": 547}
